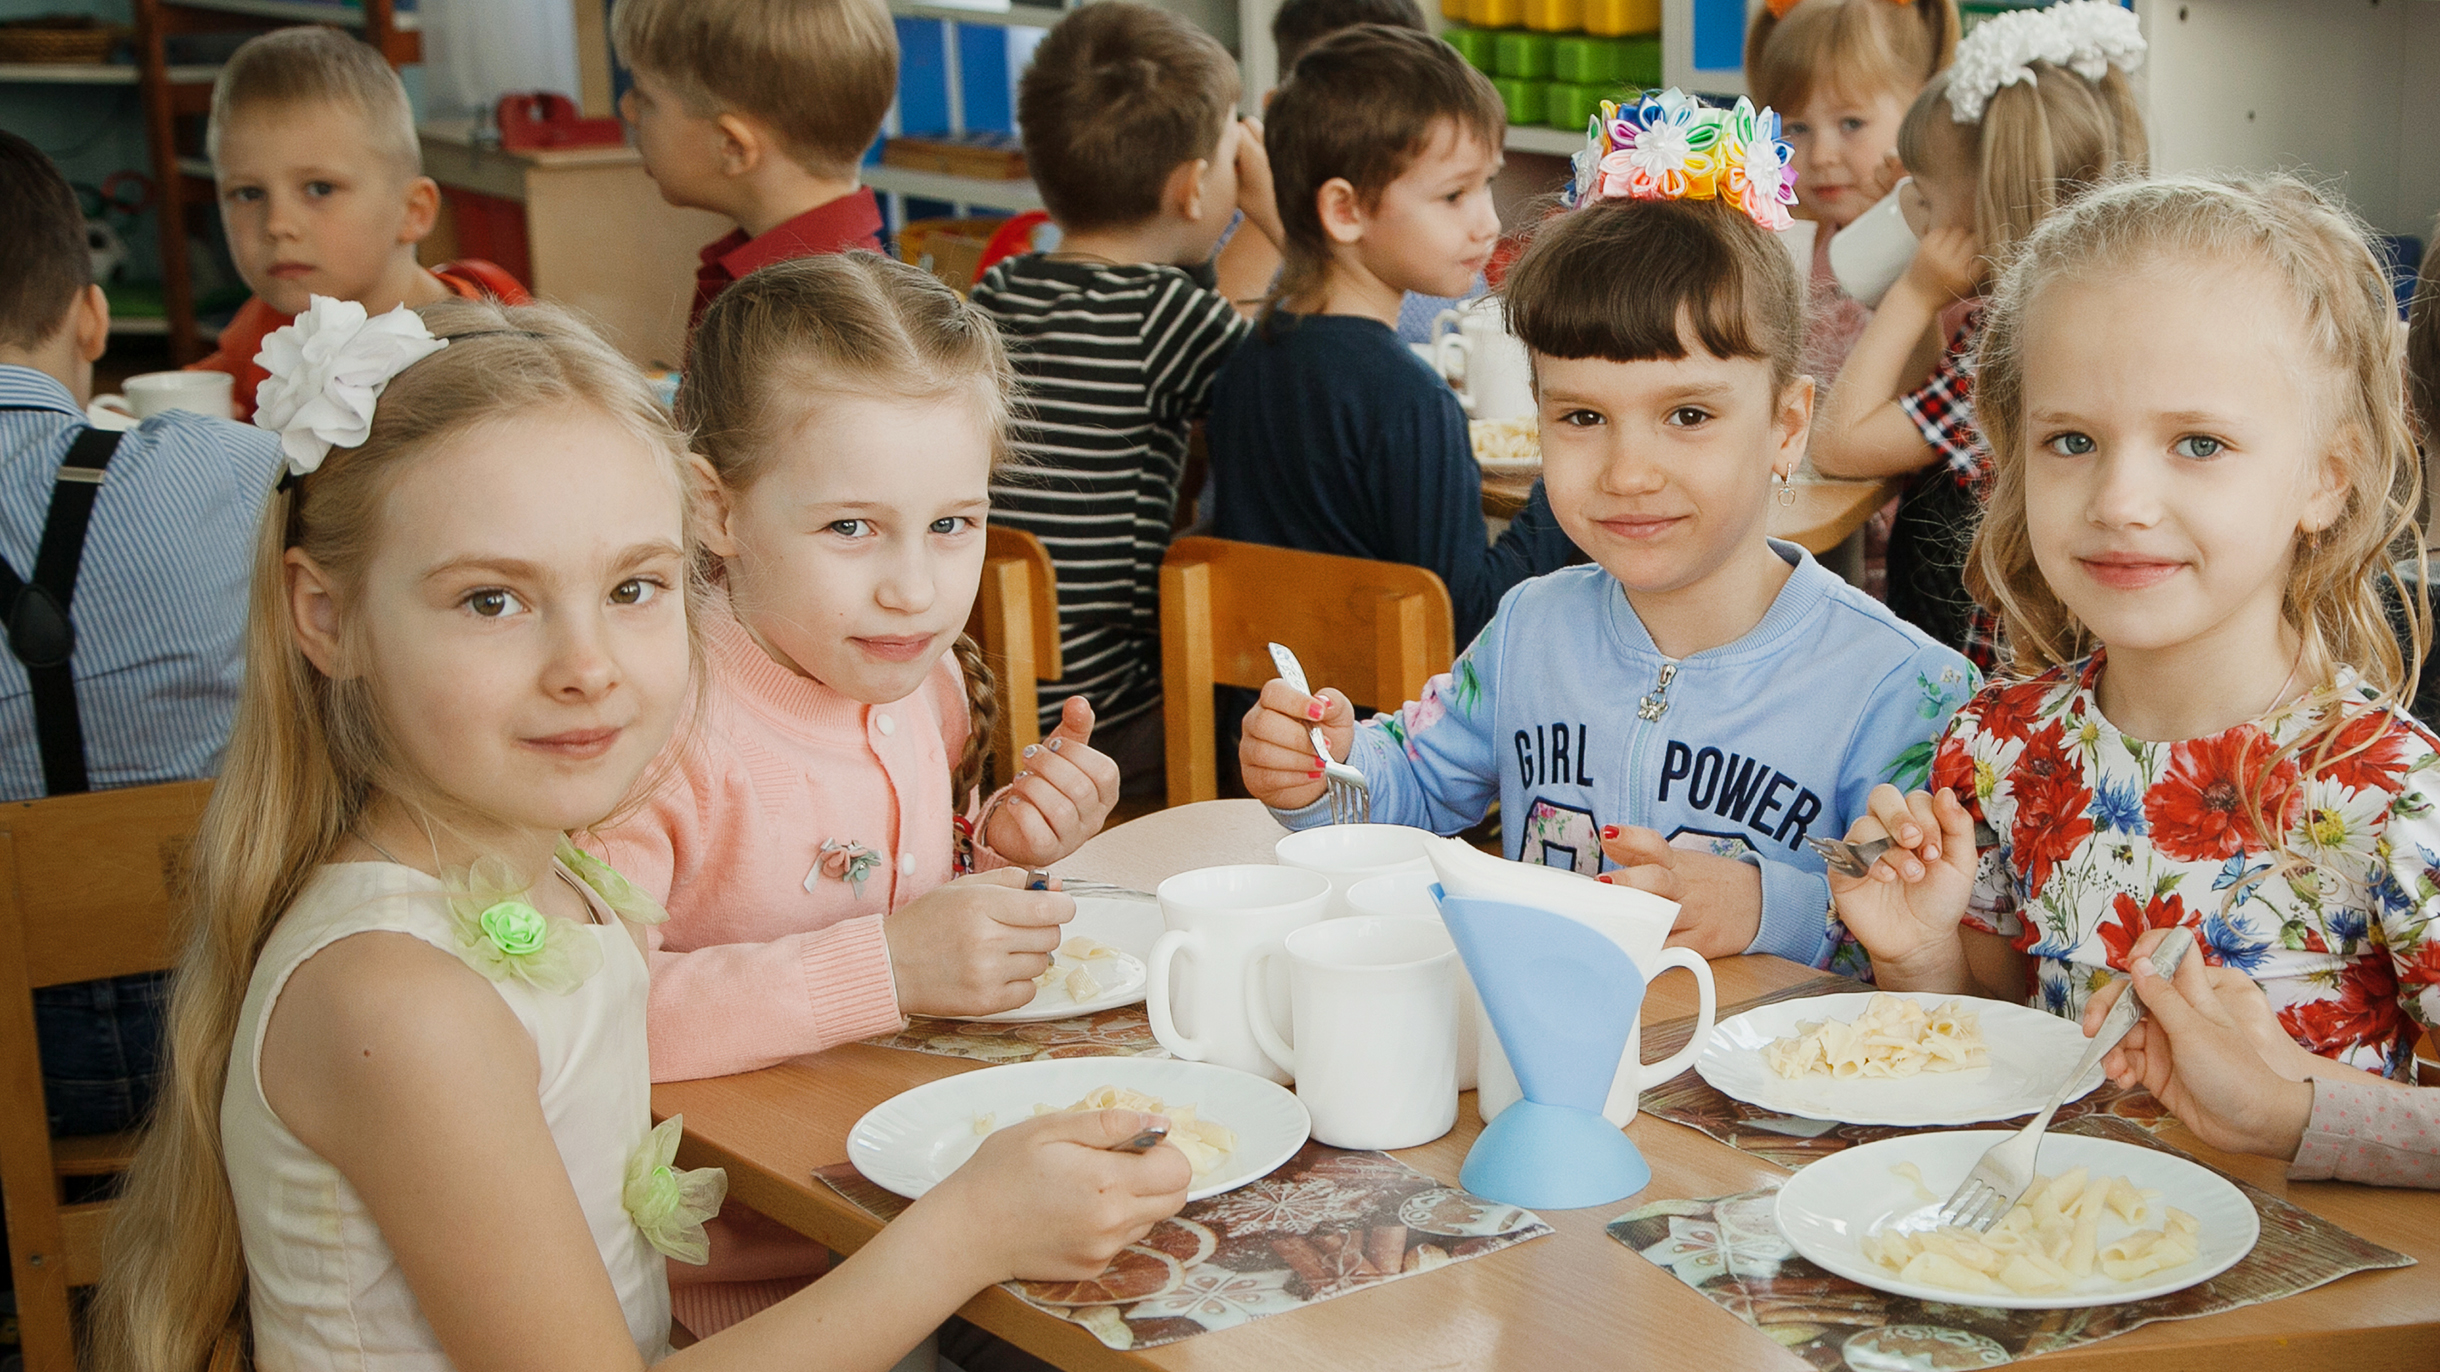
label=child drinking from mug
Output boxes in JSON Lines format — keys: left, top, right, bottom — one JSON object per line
{"left": 1826, "top": 173, "right": 2440, "bottom": 1080}
{"left": 93, "top": 297, "right": 1187, "bottom": 1372}
{"left": 1808, "top": 1, "right": 2146, "bottom": 670}
{"left": 1242, "top": 93, "right": 1973, "bottom": 973}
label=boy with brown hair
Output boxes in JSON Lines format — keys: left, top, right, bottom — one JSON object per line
{"left": 1207, "top": 25, "right": 1574, "bottom": 648}
{"left": 612, "top": 0, "right": 898, "bottom": 326}
{"left": 194, "top": 26, "right": 528, "bottom": 421}
{"left": 969, "top": 1, "right": 1283, "bottom": 792}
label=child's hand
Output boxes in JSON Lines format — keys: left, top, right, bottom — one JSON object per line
{"left": 1899, "top": 224, "right": 1982, "bottom": 306}
{"left": 1599, "top": 824, "right": 1763, "bottom": 958}
{"left": 985, "top": 696, "right": 1121, "bottom": 867}
{"left": 1824, "top": 785, "right": 1978, "bottom": 987}
{"left": 885, "top": 871, "right": 1073, "bottom": 1017}
{"left": 1860, "top": 149, "right": 1906, "bottom": 208}
{"left": 1233, "top": 116, "right": 1285, "bottom": 248}
{"left": 2085, "top": 929, "right": 2316, "bottom": 1160}
{"left": 929, "top": 1108, "right": 1192, "bottom": 1283}
{"left": 1239, "top": 680, "right": 1358, "bottom": 811}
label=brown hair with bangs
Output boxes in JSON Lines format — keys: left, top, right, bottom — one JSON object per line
{"left": 1266, "top": 24, "right": 1505, "bottom": 308}
{"left": 1501, "top": 195, "right": 1804, "bottom": 391}
{"left": 612, "top": 0, "right": 897, "bottom": 179}
{"left": 1018, "top": 2, "right": 1242, "bottom": 234}
{"left": 1746, "top": 0, "right": 1959, "bottom": 115}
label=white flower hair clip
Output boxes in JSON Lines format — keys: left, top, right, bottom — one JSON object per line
{"left": 251, "top": 295, "right": 449, "bottom": 483}
{"left": 1945, "top": 0, "right": 2145, "bottom": 125}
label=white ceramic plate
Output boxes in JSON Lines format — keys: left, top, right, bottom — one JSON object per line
{"left": 848, "top": 1057, "right": 1311, "bottom": 1203}
{"left": 1778, "top": 1132, "right": 2259, "bottom": 1308}
{"left": 957, "top": 896, "right": 1163, "bottom": 1024}
{"left": 1696, "top": 992, "right": 2105, "bottom": 1126}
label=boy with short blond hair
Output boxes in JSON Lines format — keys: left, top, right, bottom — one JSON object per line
{"left": 194, "top": 26, "right": 527, "bottom": 420}
{"left": 1208, "top": 25, "right": 1574, "bottom": 647}
{"left": 611, "top": 0, "right": 898, "bottom": 326}
{"left": 970, "top": 1, "right": 1283, "bottom": 791}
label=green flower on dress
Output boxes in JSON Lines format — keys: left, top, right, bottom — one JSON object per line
{"left": 444, "top": 854, "right": 604, "bottom": 994}
{"left": 558, "top": 838, "right": 668, "bottom": 926}
{"left": 624, "top": 1115, "right": 728, "bottom": 1265}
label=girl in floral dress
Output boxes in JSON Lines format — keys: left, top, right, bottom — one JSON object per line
{"left": 1826, "top": 172, "right": 2440, "bottom": 1082}
{"left": 92, "top": 297, "right": 1188, "bottom": 1372}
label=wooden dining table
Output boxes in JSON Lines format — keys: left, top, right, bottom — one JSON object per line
{"left": 1480, "top": 470, "right": 1900, "bottom": 557}
{"left": 654, "top": 801, "right": 2440, "bottom": 1371}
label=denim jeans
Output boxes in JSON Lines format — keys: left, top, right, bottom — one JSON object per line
{"left": 33, "top": 970, "right": 168, "bottom": 1137}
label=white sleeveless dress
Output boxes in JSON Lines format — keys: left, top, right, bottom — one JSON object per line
{"left": 222, "top": 861, "right": 674, "bottom": 1370}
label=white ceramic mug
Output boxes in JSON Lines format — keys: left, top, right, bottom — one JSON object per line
{"left": 90, "top": 370, "right": 235, "bottom": 422}
{"left": 1274, "top": 823, "right": 1435, "bottom": 919}
{"left": 1425, "top": 836, "right": 1716, "bottom": 1127}
{"left": 1348, "top": 870, "right": 1481, "bottom": 1091}
{"left": 1147, "top": 865, "right": 1333, "bottom": 1083}
{"left": 1246, "top": 916, "right": 1459, "bottom": 1150}
{"left": 1827, "top": 178, "right": 1920, "bottom": 309}
{"left": 1429, "top": 301, "right": 1534, "bottom": 421}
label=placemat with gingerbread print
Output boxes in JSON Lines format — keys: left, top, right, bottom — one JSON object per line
{"left": 1606, "top": 1115, "right": 2413, "bottom": 1370}
{"left": 868, "top": 1005, "right": 1170, "bottom": 1063}
{"left": 818, "top": 1141, "right": 1551, "bottom": 1350}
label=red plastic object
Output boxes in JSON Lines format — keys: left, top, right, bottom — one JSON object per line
{"left": 496, "top": 92, "right": 626, "bottom": 152}
{"left": 974, "top": 210, "right": 1052, "bottom": 279}
{"left": 439, "top": 187, "right": 533, "bottom": 290}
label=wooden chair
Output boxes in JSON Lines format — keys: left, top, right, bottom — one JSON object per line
{"left": 1159, "top": 537, "right": 1455, "bottom": 808}
{"left": 0, "top": 780, "right": 213, "bottom": 1372}
{"left": 965, "top": 526, "right": 1064, "bottom": 793}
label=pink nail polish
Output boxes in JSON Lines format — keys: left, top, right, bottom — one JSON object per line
{"left": 1307, "top": 701, "right": 1324, "bottom": 720}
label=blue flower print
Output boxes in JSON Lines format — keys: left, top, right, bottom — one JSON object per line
{"left": 2088, "top": 777, "right": 2147, "bottom": 836}
{"left": 2040, "top": 970, "right": 2070, "bottom": 1016}
{"left": 2201, "top": 911, "right": 2273, "bottom": 974}
{"left": 2326, "top": 906, "right": 2369, "bottom": 952}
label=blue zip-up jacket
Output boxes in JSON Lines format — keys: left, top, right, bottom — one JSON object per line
{"left": 1272, "top": 544, "right": 1977, "bottom": 972}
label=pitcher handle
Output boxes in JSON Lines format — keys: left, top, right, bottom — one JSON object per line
{"left": 1146, "top": 929, "right": 1208, "bottom": 1061}
{"left": 1244, "top": 941, "right": 1296, "bottom": 1077}
{"left": 1634, "top": 947, "right": 1716, "bottom": 1087}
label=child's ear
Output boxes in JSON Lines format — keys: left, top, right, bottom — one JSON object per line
{"left": 688, "top": 454, "right": 743, "bottom": 559}
{"left": 70, "top": 284, "right": 108, "bottom": 365}
{"left": 2298, "top": 435, "right": 2356, "bottom": 542}
{"left": 713, "top": 111, "right": 765, "bottom": 178}
{"left": 1165, "top": 157, "right": 1211, "bottom": 224}
{"left": 1315, "top": 177, "right": 1366, "bottom": 246}
{"left": 285, "top": 548, "right": 349, "bottom": 680}
{"left": 1773, "top": 373, "right": 1817, "bottom": 476}
{"left": 398, "top": 176, "right": 441, "bottom": 247}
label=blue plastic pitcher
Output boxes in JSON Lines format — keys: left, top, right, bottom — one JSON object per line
{"left": 1436, "top": 891, "right": 1652, "bottom": 1209}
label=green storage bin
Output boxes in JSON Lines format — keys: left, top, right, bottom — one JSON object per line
{"left": 1444, "top": 25, "right": 1501, "bottom": 74}
{"left": 1493, "top": 29, "right": 1554, "bottom": 80}
{"left": 1552, "top": 35, "right": 1607, "bottom": 85}
{"left": 1614, "top": 34, "right": 1661, "bottom": 88}
{"left": 1546, "top": 83, "right": 1613, "bottom": 133}
{"left": 1492, "top": 76, "right": 1549, "bottom": 126}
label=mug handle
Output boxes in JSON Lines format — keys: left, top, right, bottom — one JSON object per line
{"left": 1434, "top": 333, "right": 1476, "bottom": 414}
{"left": 1146, "top": 929, "right": 1207, "bottom": 1060}
{"left": 1244, "top": 940, "right": 1295, "bottom": 1077}
{"left": 1429, "top": 307, "right": 1462, "bottom": 345}
{"left": 1633, "top": 947, "right": 1717, "bottom": 1087}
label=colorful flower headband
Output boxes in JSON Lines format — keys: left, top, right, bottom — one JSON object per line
{"left": 1945, "top": 0, "right": 2145, "bottom": 124}
{"left": 1565, "top": 88, "right": 1798, "bottom": 233}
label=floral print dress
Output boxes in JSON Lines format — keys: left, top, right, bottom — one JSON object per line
{"left": 1930, "top": 654, "right": 2440, "bottom": 1077}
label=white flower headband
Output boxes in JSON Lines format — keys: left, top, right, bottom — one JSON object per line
{"left": 250, "top": 295, "right": 449, "bottom": 483}
{"left": 1944, "top": 0, "right": 2145, "bottom": 125}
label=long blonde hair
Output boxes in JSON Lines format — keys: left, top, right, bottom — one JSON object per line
{"left": 681, "top": 253, "right": 1017, "bottom": 815}
{"left": 1969, "top": 173, "right": 2427, "bottom": 847}
{"left": 1898, "top": 58, "right": 2147, "bottom": 271}
{"left": 1746, "top": 0, "right": 1959, "bottom": 116}
{"left": 91, "top": 299, "right": 697, "bottom": 1372}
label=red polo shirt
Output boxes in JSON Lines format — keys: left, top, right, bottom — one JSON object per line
{"left": 691, "top": 187, "right": 887, "bottom": 328}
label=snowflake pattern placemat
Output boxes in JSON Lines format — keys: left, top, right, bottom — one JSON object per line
{"left": 818, "top": 1142, "right": 1551, "bottom": 1350}
{"left": 1607, "top": 1116, "right": 2413, "bottom": 1370}
{"left": 868, "top": 1005, "right": 1170, "bottom": 1063}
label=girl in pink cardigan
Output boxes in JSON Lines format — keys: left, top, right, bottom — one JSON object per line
{"left": 596, "top": 256, "right": 1124, "bottom": 1335}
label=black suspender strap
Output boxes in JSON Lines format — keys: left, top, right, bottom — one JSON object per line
{"left": 0, "top": 423, "right": 122, "bottom": 795}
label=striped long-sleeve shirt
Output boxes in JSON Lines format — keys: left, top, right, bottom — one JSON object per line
{"left": 970, "top": 256, "right": 1249, "bottom": 730}
{"left": 0, "top": 367, "right": 280, "bottom": 799}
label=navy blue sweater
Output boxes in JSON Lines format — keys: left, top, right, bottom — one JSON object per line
{"left": 1207, "top": 312, "right": 1576, "bottom": 645}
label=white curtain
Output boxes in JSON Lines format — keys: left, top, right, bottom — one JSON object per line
{"left": 419, "top": 0, "right": 584, "bottom": 123}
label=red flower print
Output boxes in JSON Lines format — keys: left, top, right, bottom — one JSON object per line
{"left": 1973, "top": 686, "right": 2044, "bottom": 746}
{"left": 2400, "top": 938, "right": 2440, "bottom": 988}
{"left": 2319, "top": 709, "right": 2415, "bottom": 796}
{"left": 2097, "top": 890, "right": 2191, "bottom": 971}
{"left": 2278, "top": 958, "right": 2406, "bottom": 1062}
{"left": 1931, "top": 732, "right": 1976, "bottom": 801}
{"left": 2144, "top": 727, "right": 2300, "bottom": 864}
{"left": 2007, "top": 722, "right": 2093, "bottom": 899}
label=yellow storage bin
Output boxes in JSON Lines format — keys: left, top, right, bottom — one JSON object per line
{"left": 1583, "top": 0, "right": 1659, "bottom": 37}
{"left": 1467, "top": 0, "right": 1527, "bottom": 29}
{"left": 1443, "top": 0, "right": 1468, "bottom": 21}
{"left": 1524, "top": 0, "right": 1583, "bottom": 32}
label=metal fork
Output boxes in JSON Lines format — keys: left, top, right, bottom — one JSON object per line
{"left": 1266, "top": 642, "right": 1371, "bottom": 825}
{"left": 1933, "top": 928, "right": 2196, "bottom": 1232}
{"left": 1809, "top": 821, "right": 2002, "bottom": 878}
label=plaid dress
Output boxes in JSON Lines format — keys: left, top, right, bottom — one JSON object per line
{"left": 1887, "top": 304, "right": 2003, "bottom": 672}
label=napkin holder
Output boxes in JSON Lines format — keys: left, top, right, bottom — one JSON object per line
{"left": 1435, "top": 891, "right": 1650, "bottom": 1209}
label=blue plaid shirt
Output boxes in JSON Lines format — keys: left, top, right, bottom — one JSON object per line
{"left": 0, "top": 366, "right": 280, "bottom": 800}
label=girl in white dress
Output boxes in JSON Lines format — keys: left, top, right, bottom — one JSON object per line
{"left": 94, "top": 296, "right": 1190, "bottom": 1372}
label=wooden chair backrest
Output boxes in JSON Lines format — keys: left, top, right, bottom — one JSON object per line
{"left": 1159, "top": 537, "right": 1454, "bottom": 807}
{"left": 0, "top": 780, "right": 213, "bottom": 1372}
{"left": 965, "top": 525, "right": 1063, "bottom": 792}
